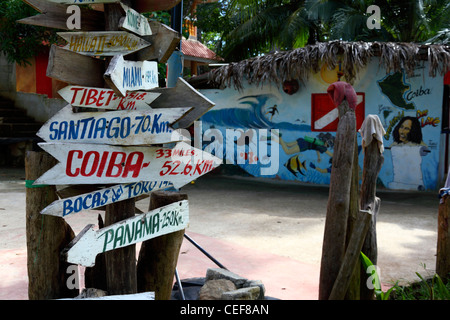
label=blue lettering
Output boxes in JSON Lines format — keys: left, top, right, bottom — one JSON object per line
{"left": 120, "top": 117, "right": 131, "bottom": 139}
{"left": 63, "top": 199, "right": 73, "bottom": 216}
{"left": 107, "top": 117, "right": 120, "bottom": 138}
{"left": 58, "top": 121, "right": 68, "bottom": 140}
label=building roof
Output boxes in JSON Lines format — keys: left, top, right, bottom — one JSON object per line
{"left": 182, "top": 38, "right": 223, "bottom": 63}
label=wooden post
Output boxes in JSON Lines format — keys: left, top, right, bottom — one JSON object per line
{"left": 102, "top": 0, "right": 137, "bottom": 295}
{"left": 359, "top": 131, "right": 384, "bottom": 299}
{"left": 319, "top": 100, "right": 356, "bottom": 300}
{"left": 437, "top": 180, "right": 450, "bottom": 280}
{"left": 137, "top": 191, "right": 188, "bottom": 300}
{"left": 25, "top": 151, "right": 78, "bottom": 300}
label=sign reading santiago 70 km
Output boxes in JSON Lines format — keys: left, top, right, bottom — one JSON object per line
{"left": 62, "top": 200, "right": 189, "bottom": 267}
{"left": 36, "top": 105, "right": 189, "bottom": 145}
{"left": 34, "top": 142, "right": 221, "bottom": 188}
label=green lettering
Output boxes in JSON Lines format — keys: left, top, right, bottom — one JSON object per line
{"left": 100, "top": 229, "right": 114, "bottom": 252}
{"left": 113, "top": 226, "right": 124, "bottom": 249}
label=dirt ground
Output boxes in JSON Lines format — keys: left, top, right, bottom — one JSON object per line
{"left": 0, "top": 166, "right": 440, "bottom": 290}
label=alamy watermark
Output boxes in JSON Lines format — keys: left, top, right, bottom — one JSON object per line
{"left": 367, "top": 5, "right": 381, "bottom": 30}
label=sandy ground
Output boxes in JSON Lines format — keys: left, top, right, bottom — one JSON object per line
{"left": 0, "top": 166, "right": 440, "bottom": 298}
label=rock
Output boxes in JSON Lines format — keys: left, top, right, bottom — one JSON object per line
{"left": 221, "top": 286, "right": 260, "bottom": 300}
{"left": 75, "top": 288, "right": 108, "bottom": 299}
{"left": 205, "top": 268, "right": 247, "bottom": 288}
{"left": 198, "top": 279, "right": 236, "bottom": 300}
{"left": 243, "top": 280, "right": 265, "bottom": 299}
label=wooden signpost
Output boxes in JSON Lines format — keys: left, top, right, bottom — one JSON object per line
{"left": 58, "top": 31, "right": 150, "bottom": 56}
{"left": 41, "top": 181, "right": 173, "bottom": 217}
{"left": 37, "top": 105, "right": 190, "bottom": 145}
{"left": 62, "top": 200, "right": 189, "bottom": 267}
{"left": 104, "top": 55, "right": 159, "bottom": 96}
{"left": 58, "top": 86, "right": 160, "bottom": 110}
{"left": 21, "top": 0, "right": 219, "bottom": 299}
{"left": 119, "top": 3, "right": 152, "bottom": 36}
{"left": 34, "top": 141, "right": 220, "bottom": 186}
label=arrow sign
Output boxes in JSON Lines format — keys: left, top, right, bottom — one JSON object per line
{"left": 62, "top": 200, "right": 189, "bottom": 267}
{"left": 58, "top": 86, "right": 160, "bottom": 110}
{"left": 41, "top": 180, "right": 174, "bottom": 217}
{"left": 34, "top": 142, "right": 221, "bottom": 187}
{"left": 119, "top": 3, "right": 152, "bottom": 36}
{"left": 58, "top": 31, "right": 150, "bottom": 56}
{"left": 18, "top": 0, "right": 105, "bottom": 31}
{"left": 37, "top": 105, "right": 190, "bottom": 145}
{"left": 149, "top": 78, "right": 216, "bottom": 129}
{"left": 104, "top": 55, "right": 159, "bottom": 97}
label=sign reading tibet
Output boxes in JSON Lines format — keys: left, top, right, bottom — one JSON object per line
{"left": 34, "top": 142, "right": 222, "bottom": 188}
{"left": 58, "top": 86, "right": 160, "bottom": 110}
{"left": 62, "top": 200, "right": 189, "bottom": 267}
{"left": 37, "top": 105, "right": 189, "bottom": 145}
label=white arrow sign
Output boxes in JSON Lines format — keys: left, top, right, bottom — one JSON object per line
{"left": 41, "top": 180, "right": 174, "bottom": 217}
{"left": 58, "top": 86, "right": 160, "bottom": 111}
{"left": 37, "top": 105, "right": 190, "bottom": 145}
{"left": 119, "top": 3, "right": 152, "bottom": 36}
{"left": 35, "top": 142, "right": 221, "bottom": 187}
{"left": 58, "top": 31, "right": 150, "bottom": 56}
{"left": 62, "top": 200, "right": 189, "bottom": 267}
{"left": 104, "top": 55, "right": 159, "bottom": 97}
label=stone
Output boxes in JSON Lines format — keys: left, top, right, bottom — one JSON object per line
{"left": 205, "top": 268, "right": 247, "bottom": 288}
{"left": 243, "top": 279, "right": 265, "bottom": 299}
{"left": 221, "top": 286, "right": 260, "bottom": 300}
{"left": 198, "top": 279, "right": 236, "bottom": 300}
{"left": 75, "top": 288, "right": 108, "bottom": 299}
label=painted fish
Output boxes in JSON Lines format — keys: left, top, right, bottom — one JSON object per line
{"left": 284, "top": 155, "right": 307, "bottom": 176}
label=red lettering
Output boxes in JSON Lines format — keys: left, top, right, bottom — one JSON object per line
{"left": 96, "top": 151, "right": 109, "bottom": 177}
{"left": 122, "top": 152, "right": 144, "bottom": 178}
{"left": 81, "top": 151, "right": 100, "bottom": 176}
{"left": 85, "top": 89, "right": 98, "bottom": 106}
{"left": 66, "top": 150, "right": 83, "bottom": 177}
{"left": 105, "top": 90, "right": 115, "bottom": 106}
{"left": 70, "top": 87, "right": 84, "bottom": 104}
{"left": 96, "top": 90, "right": 106, "bottom": 107}
{"left": 106, "top": 152, "right": 126, "bottom": 177}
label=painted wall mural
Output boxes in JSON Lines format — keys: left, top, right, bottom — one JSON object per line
{"left": 199, "top": 58, "right": 444, "bottom": 191}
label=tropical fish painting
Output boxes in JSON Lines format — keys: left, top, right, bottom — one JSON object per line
{"left": 284, "top": 155, "right": 307, "bottom": 177}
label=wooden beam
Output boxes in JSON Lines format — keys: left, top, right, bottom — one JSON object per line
{"left": 46, "top": 45, "right": 105, "bottom": 87}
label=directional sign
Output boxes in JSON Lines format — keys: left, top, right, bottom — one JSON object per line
{"left": 58, "top": 86, "right": 160, "bottom": 111}
{"left": 149, "top": 78, "right": 216, "bottom": 129}
{"left": 41, "top": 180, "right": 174, "bottom": 217}
{"left": 37, "top": 105, "right": 190, "bottom": 145}
{"left": 104, "top": 55, "right": 159, "bottom": 97}
{"left": 119, "top": 3, "right": 152, "bottom": 36}
{"left": 34, "top": 142, "right": 222, "bottom": 187}
{"left": 62, "top": 200, "right": 189, "bottom": 267}
{"left": 58, "top": 31, "right": 150, "bottom": 56}
{"left": 18, "top": 0, "right": 105, "bottom": 31}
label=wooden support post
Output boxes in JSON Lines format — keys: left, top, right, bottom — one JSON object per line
{"left": 329, "top": 206, "right": 376, "bottom": 300}
{"left": 319, "top": 100, "right": 356, "bottom": 300}
{"left": 25, "top": 151, "right": 78, "bottom": 300}
{"left": 437, "top": 184, "right": 450, "bottom": 280}
{"left": 359, "top": 130, "right": 384, "bottom": 299}
{"left": 136, "top": 191, "right": 188, "bottom": 300}
{"left": 102, "top": 0, "right": 137, "bottom": 296}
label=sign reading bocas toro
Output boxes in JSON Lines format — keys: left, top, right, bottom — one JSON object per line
{"left": 34, "top": 142, "right": 221, "bottom": 187}
{"left": 104, "top": 55, "right": 159, "bottom": 97}
{"left": 119, "top": 3, "right": 152, "bottom": 36}
{"left": 62, "top": 200, "right": 189, "bottom": 267}
{"left": 37, "top": 105, "right": 190, "bottom": 145}
{"left": 41, "top": 180, "right": 174, "bottom": 217}
{"left": 58, "top": 31, "right": 150, "bottom": 56}
{"left": 58, "top": 86, "right": 160, "bottom": 111}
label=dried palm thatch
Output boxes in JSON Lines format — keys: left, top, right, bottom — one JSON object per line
{"left": 208, "top": 41, "right": 450, "bottom": 90}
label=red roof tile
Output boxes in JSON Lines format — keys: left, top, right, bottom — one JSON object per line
{"left": 182, "top": 38, "right": 222, "bottom": 62}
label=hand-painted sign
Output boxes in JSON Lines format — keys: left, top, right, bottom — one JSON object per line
{"left": 58, "top": 31, "right": 150, "bottom": 56}
{"left": 62, "top": 200, "right": 189, "bottom": 267}
{"left": 119, "top": 3, "right": 152, "bottom": 36}
{"left": 104, "top": 55, "right": 159, "bottom": 97}
{"left": 37, "top": 105, "right": 190, "bottom": 145}
{"left": 58, "top": 86, "right": 160, "bottom": 110}
{"left": 42, "top": 180, "right": 174, "bottom": 217}
{"left": 34, "top": 142, "right": 221, "bottom": 187}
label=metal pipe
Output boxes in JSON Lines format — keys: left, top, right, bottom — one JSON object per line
{"left": 183, "top": 233, "right": 228, "bottom": 270}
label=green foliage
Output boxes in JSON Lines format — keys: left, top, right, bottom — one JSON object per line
{"left": 0, "top": 0, "right": 59, "bottom": 66}
{"left": 360, "top": 252, "right": 396, "bottom": 300}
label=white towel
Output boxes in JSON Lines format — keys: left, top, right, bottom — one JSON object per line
{"left": 358, "top": 114, "right": 386, "bottom": 153}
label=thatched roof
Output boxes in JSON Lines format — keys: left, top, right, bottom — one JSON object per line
{"left": 203, "top": 41, "right": 450, "bottom": 90}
